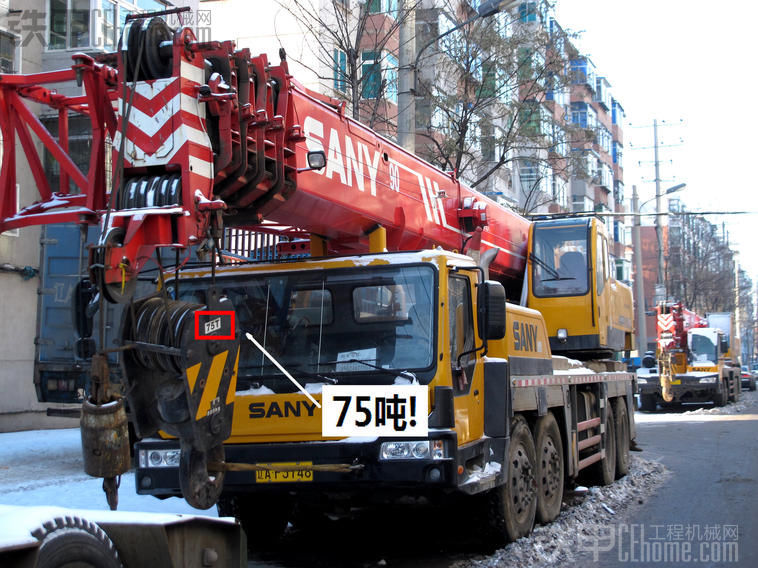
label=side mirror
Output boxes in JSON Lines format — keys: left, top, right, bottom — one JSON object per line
{"left": 477, "top": 280, "right": 506, "bottom": 340}
{"left": 298, "top": 150, "right": 326, "bottom": 173}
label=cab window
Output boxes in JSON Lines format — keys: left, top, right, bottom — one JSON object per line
{"left": 532, "top": 223, "right": 590, "bottom": 297}
{"left": 449, "top": 276, "right": 475, "bottom": 393}
{"left": 596, "top": 233, "right": 606, "bottom": 294}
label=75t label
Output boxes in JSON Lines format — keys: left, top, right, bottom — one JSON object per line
{"left": 321, "top": 385, "right": 428, "bottom": 437}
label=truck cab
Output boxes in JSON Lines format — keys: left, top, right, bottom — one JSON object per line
{"left": 638, "top": 326, "right": 740, "bottom": 410}
{"left": 135, "top": 248, "right": 635, "bottom": 544}
{"left": 526, "top": 217, "right": 633, "bottom": 358}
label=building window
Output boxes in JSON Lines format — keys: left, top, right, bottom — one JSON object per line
{"left": 614, "top": 179, "right": 625, "bottom": 203}
{"left": 597, "top": 126, "right": 611, "bottom": 154}
{"left": 360, "top": 51, "right": 398, "bottom": 103}
{"left": 49, "top": 0, "right": 87, "bottom": 49}
{"left": 361, "top": 50, "right": 380, "bottom": 99}
{"left": 594, "top": 76, "right": 611, "bottom": 110}
{"left": 49, "top": 0, "right": 166, "bottom": 51}
{"left": 518, "top": 2, "right": 537, "bottom": 23}
{"left": 517, "top": 47, "right": 545, "bottom": 84}
{"left": 551, "top": 123, "right": 567, "bottom": 156}
{"left": 333, "top": 48, "right": 347, "bottom": 94}
{"left": 612, "top": 99, "right": 624, "bottom": 127}
{"left": 0, "top": 31, "right": 18, "bottom": 74}
{"left": 570, "top": 58, "right": 596, "bottom": 90}
{"left": 612, "top": 141, "right": 623, "bottom": 167}
{"left": 367, "top": 0, "right": 398, "bottom": 15}
{"left": 572, "top": 194, "right": 592, "bottom": 213}
{"left": 552, "top": 175, "right": 567, "bottom": 209}
{"left": 597, "top": 161, "right": 612, "bottom": 189}
{"left": 519, "top": 159, "right": 548, "bottom": 196}
{"left": 570, "top": 102, "right": 596, "bottom": 130}
{"left": 385, "top": 53, "right": 398, "bottom": 103}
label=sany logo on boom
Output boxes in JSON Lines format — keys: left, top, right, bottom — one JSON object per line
{"left": 304, "top": 116, "right": 383, "bottom": 196}
{"left": 303, "top": 116, "right": 447, "bottom": 227}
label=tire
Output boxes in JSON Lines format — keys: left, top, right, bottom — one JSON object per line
{"left": 592, "top": 403, "right": 616, "bottom": 486}
{"left": 487, "top": 415, "right": 537, "bottom": 543}
{"left": 713, "top": 380, "right": 726, "bottom": 407}
{"left": 32, "top": 516, "right": 122, "bottom": 568}
{"left": 639, "top": 393, "right": 657, "bottom": 412}
{"left": 732, "top": 376, "right": 740, "bottom": 402}
{"left": 727, "top": 375, "right": 736, "bottom": 403}
{"left": 614, "top": 398, "right": 630, "bottom": 478}
{"left": 534, "top": 413, "right": 564, "bottom": 524}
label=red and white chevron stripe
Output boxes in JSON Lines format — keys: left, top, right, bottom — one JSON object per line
{"left": 657, "top": 313, "right": 675, "bottom": 332}
{"left": 113, "top": 57, "right": 213, "bottom": 197}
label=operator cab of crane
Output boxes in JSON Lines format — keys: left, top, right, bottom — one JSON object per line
{"left": 530, "top": 218, "right": 590, "bottom": 297}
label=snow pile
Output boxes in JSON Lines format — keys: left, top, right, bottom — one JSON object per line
{"left": 451, "top": 455, "right": 669, "bottom": 568}
{"left": 683, "top": 388, "right": 758, "bottom": 416}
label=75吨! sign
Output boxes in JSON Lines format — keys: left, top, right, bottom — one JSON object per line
{"left": 321, "top": 385, "right": 428, "bottom": 437}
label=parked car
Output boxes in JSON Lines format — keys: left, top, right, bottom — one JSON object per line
{"left": 741, "top": 365, "right": 756, "bottom": 391}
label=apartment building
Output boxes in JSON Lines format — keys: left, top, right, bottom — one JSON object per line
{"left": 0, "top": 0, "right": 198, "bottom": 430}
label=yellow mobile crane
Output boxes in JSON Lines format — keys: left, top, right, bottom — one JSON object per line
{"left": 0, "top": 10, "right": 636, "bottom": 560}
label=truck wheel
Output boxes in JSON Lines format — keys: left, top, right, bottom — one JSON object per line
{"left": 487, "top": 415, "right": 536, "bottom": 542}
{"left": 639, "top": 394, "right": 657, "bottom": 412}
{"left": 614, "top": 398, "right": 630, "bottom": 478}
{"left": 534, "top": 413, "right": 564, "bottom": 524}
{"left": 713, "top": 381, "right": 726, "bottom": 407}
{"left": 592, "top": 404, "right": 616, "bottom": 485}
{"left": 33, "top": 516, "right": 122, "bottom": 568}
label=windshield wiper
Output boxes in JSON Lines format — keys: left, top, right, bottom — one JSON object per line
{"left": 291, "top": 365, "right": 338, "bottom": 384}
{"left": 326, "top": 358, "right": 415, "bottom": 381}
{"left": 529, "top": 252, "right": 560, "bottom": 280}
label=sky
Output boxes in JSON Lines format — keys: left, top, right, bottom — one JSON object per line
{"left": 557, "top": 0, "right": 758, "bottom": 281}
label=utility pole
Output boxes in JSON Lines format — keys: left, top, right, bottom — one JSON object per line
{"left": 397, "top": 0, "right": 415, "bottom": 152}
{"left": 632, "top": 185, "right": 648, "bottom": 355}
{"left": 653, "top": 118, "right": 665, "bottom": 303}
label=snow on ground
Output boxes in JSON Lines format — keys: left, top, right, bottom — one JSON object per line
{"left": 450, "top": 455, "right": 669, "bottom": 568}
{"left": 682, "top": 386, "right": 758, "bottom": 415}
{"left": 0, "top": 428, "right": 216, "bottom": 517}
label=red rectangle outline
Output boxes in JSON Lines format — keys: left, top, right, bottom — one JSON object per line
{"left": 194, "top": 310, "right": 235, "bottom": 340}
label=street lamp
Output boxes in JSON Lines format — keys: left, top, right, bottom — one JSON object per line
{"left": 631, "top": 182, "right": 686, "bottom": 354}
{"left": 397, "top": 0, "right": 519, "bottom": 151}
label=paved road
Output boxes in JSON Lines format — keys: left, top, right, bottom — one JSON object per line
{"left": 575, "top": 395, "right": 758, "bottom": 567}
{"left": 1, "top": 394, "right": 755, "bottom": 567}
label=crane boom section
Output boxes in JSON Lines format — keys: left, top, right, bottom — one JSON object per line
{"left": 265, "top": 82, "right": 529, "bottom": 279}
{"left": 0, "top": 20, "right": 529, "bottom": 287}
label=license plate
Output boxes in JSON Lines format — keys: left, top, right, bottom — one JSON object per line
{"left": 670, "top": 378, "right": 681, "bottom": 385}
{"left": 255, "top": 462, "right": 313, "bottom": 483}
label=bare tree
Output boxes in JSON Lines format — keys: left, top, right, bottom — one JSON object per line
{"left": 276, "top": 0, "right": 419, "bottom": 135}
{"left": 668, "top": 215, "right": 738, "bottom": 315}
{"left": 413, "top": 0, "right": 582, "bottom": 213}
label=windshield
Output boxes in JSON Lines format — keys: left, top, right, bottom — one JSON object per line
{"left": 169, "top": 264, "right": 436, "bottom": 391}
{"left": 689, "top": 331, "right": 718, "bottom": 364}
{"left": 532, "top": 223, "right": 590, "bottom": 297}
